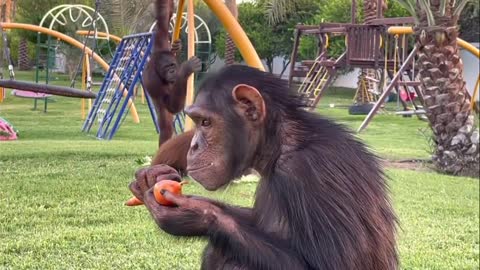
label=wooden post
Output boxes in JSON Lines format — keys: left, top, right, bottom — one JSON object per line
{"left": 184, "top": 0, "right": 195, "bottom": 131}
{"left": 288, "top": 26, "right": 301, "bottom": 87}
{"left": 351, "top": 0, "right": 356, "bottom": 24}
{"left": 377, "top": 0, "right": 383, "bottom": 19}
{"left": 357, "top": 46, "right": 418, "bottom": 133}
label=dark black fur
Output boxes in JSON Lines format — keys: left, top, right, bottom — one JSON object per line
{"left": 193, "top": 65, "right": 399, "bottom": 269}
{"left": 143, "top": 0, "right": 201, "bottom": 146}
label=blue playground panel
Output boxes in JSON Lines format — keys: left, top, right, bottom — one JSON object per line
{"left": 82, "top": 32, "right": 184, "bottom": 140}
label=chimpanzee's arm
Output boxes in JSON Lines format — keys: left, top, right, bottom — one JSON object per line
{"left": 163, "top": 57, "right": 201, "bottom": 113}
{"left": 208, "top": 212, "right": 307, "bottom": 270}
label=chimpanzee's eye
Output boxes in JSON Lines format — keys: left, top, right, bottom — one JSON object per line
{"left": 201, "top": 119, "right": 211, "bottom": 127}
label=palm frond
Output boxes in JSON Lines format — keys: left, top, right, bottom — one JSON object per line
{"left": 417, "top": 0, "right": 436, "bottom": 26}
{"left": 99, "top": 0, "right": 153, "bottom": 36}
{"left": 265, "top": 0, "right": 298, "bottom": 25}
{"left": 439, "top": 0, "right": 448, "bottom": 16}
{"left": 454, "top": 0, "right": 473, "bottom": 17}
{"left": 396, "top": 0, "right": 419, "bottom": 24}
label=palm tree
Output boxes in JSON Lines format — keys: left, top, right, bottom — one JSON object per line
{"left": 398, "top": 0, "right": 479, "bottom": 176}
{"left": 224, "top": 0, "right": 238, "bottom": 65}
{"left": 99, "top": 0, "right": 155, "bottom": 36}
{"left": 266, "top": 0, "right": 299, "bottom": 25}
{"left": 18, "top": 38, "right": 30, "bottom": 70}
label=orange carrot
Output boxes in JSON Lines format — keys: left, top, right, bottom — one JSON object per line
{"left": 125, "top": 180, "right": 188, "bottom": 207}
{"left": 125, "top": 197, "right": 143, "bottom": 206}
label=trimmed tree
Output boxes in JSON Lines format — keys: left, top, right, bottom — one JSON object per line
{"left": 398, "top": 0, "right": 479, "bottom": 176}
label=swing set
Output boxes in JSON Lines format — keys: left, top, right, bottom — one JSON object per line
{"left": 288, "top": 0, "right": 479, "bottom": 133}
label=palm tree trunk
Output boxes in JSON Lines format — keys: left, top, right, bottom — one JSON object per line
{"left": 18, "top": 38, "right": 30, "bottom": 70}
{"left": 354, "top": 0, "right": 386, "bottom": 105}
{"left": 224, "top": 0, "right": 238, "bottom": 66}
{"left": 415, "top": 2, "right": 479, "bottom": 176}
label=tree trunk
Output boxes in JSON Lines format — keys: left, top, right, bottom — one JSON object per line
{"left": 415, "top": 2, "right": 479, "bottom": 177}
{"left": 18, "top": 38, "right": 30, "bottom": 70}
{"left": 354, "top": 0, "right": 386, "bottom": 105}
{"left": 279, "top": 59, "right": 291, "bottom": 78}
{"left": 224, "top": 0, "right": 238, "bottom": 66}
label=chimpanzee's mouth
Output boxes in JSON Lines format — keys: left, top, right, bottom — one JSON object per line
{"left": 186, "top": 163, "right": 213, "bottom": 173}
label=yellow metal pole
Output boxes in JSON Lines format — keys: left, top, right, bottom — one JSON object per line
{"left": 85, "top": 55, "right": 92, "bottom": 113}
{"left": 185, "top": 0, "right": 196, "bottom": 131}
{"left": 388, "top": 26, "right": 480, "bottom": 58}
{"left": 0, "top": 23, "right": 140, "bottom": 123}
{"left": 81, "top": 54, "right": 87, "bottom": 119}
{"left": 387, "top": 26, "right": 413, "bottom": 35}
{"left": 173, "top": 0, "right": 186, "bottom": 41}
{"left": 470, "top": 76, "right": 479, "bottom": 111}
{"left": 457, "top": 38, "right": 480, "bottom": 58}
{"left": 203, "top": 0, "right": 264, "bottom": 70}
{"left": 75, "top": 30, "right": 122, "bottom": 43}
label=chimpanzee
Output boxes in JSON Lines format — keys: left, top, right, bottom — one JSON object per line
{"left": 143, "top": 0, "right": 202, "bottom": 146}
{"left": 130, "top": 65, "right": 398, "bottom": 270}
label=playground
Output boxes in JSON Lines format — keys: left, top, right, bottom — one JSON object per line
{"left": 1, "top": 81, "right": 478, "bottom": 269}
{"left": 0, "top": 0, "right": 479, "bottom": 269}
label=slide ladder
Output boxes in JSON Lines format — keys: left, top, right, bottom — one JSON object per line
{"left": 297, "top": 53, "right": 345, "bottom": 109}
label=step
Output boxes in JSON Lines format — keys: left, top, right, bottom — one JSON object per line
{"left": 397, "top": 81, "right": 421, "bottom": 87}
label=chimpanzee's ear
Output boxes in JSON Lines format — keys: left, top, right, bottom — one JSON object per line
{"left": 232, "top": 84, "right": 266, "bottom": 124}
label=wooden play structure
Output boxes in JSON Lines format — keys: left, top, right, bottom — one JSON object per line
{"left": 288, "top": 0, "right": 424, "bottom": 112}
{"left": 288, "top": 0, "right": 479, "bottom": 132}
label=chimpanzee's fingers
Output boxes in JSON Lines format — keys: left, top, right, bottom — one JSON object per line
{"left": 134, "top": 167, "right": 148, "bottom": 182}
{"left": 128, "top": 181, "right": 144, "bottom": 200}
{"left": 160, "top": 190, "right": 188, "bottom": 207}
{"left": 143, "top": 188, "right": 176, "bottom": 214}
{"left": 149, "top": 164, "right": 180, "bottom": 175}
{"left": 144, "top": 165, "right": 179, "bottom": 187}
{"left": 155, "top": 173, "right": 182, "bottom": 183}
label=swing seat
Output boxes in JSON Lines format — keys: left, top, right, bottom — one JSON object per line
{"left": 0, "top": 80, "right": 96, "bottom": 99}
{"left": 399, "top": 90, "right": 416, "bottom": 102}
{"left": 12, "top": 89, "right": 52, "bottom": 112}
{"left": 12, "top": 89, "right": 51, "bottom": 99}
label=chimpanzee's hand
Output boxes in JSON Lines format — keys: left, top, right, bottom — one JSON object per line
{"left": 142, "top": 190, "right": 224, "bottom": 236}
{"left": 171, "top": 39, "right": 182, "bottom": 54}
{"left": 186, "top": 56, "right": 202, "bottom": 73}
{"left": 129, "top": 164, "right": 181, "bottom": 202}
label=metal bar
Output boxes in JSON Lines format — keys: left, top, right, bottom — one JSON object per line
{"left": 0, "top": 80, "right": 96, "bottom": 98}
{"left": 102, "top": 36, "right": 150, "bottom": 139}
{"left": 107, "top": 34, "right": 154, "bottom": 139}
{"left": 138, "top": 55, "right": 160, "bottom": 134}
{"left": 357, "top": 46, "right": 418, "bottom": 133}
{"left": 395, "top": 109, "right": 426, "bottom": 115}
{"left": 82, "top": 37, "right": 126, "bottom": 132}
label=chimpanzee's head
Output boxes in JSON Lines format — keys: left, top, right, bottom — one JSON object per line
{"left": 184, "top": 65, "right": 276, "bottom": 190}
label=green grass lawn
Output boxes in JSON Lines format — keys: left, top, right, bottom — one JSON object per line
{"left": 0, "top": 74, "right": 478, "bottom": 269}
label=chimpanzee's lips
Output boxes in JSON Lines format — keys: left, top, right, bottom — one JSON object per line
{"left": 187, "top": 163, "right": 213, "bottom": 173}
